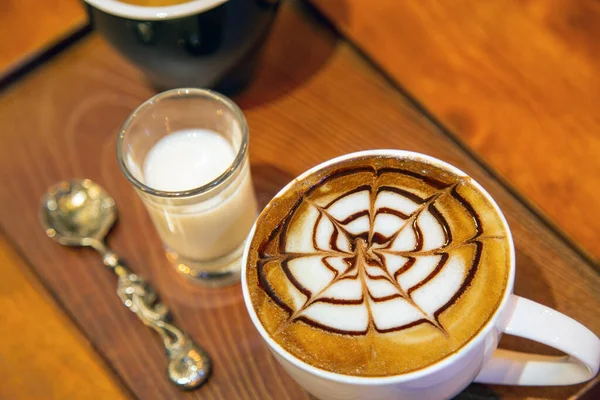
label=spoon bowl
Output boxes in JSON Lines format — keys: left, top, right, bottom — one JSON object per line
{"left": 41, "top": 179, "right": 116, "bottom": 246}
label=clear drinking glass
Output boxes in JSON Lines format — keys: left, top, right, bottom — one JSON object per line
{"left": 117, "top": 88, "right": 258, "bottom": 287}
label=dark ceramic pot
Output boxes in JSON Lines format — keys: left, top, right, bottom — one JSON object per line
{"left": 84, "top": 0, "right": 280, "bottom": 93}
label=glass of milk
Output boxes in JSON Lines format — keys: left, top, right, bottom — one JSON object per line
{"left": 117, "top": 88, "right": 258, "bottom": 287}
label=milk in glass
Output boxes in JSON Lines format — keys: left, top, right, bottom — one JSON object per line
{"left": 141, "top": 129, "right": 257, "bottom": 266}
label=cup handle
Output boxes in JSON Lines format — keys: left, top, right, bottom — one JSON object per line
{"left": 474, "top": 295, "right": 600, "bottom": 385}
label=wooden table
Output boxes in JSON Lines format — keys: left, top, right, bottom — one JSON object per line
{"left": 0, "top": 0, "right": 87, "bottom": 82}
{"left": 1, "top": 1, "right": 598, "bottom": 399}
{"left": 311, "top": 0, "right": 600, "bottom": 264}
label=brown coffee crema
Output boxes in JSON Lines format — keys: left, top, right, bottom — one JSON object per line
{"left": 246, "top": 155, "right": 510, "bottom": 377}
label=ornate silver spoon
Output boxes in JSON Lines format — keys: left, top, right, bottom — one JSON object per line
{"left": 40, "top": 179, "right": 211, "bottom": 390}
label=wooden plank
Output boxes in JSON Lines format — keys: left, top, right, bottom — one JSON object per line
{"left": 310, "top": 0, "right": 600, "bottom": 263}
{"left": 0, "top": 1, "right": 597, "bottom": 399}
{"left": 0, "top": 0, "right": 87, "bottom": 78}
{"left": 0, "top": 234, "right": 130, "bottom": 400}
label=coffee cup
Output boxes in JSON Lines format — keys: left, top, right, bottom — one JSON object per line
{"left": 241, "top": 150, "right": 600, "bottom": 400}
{"left": 83, "top": 0, "right": 280, "bottom": 93}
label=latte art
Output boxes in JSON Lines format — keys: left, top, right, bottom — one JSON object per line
{"left": 247, "top": 155, "right": 510, "bottom": 376}
{"left": 269, "top": 182, "right": 486, "bottom": 336}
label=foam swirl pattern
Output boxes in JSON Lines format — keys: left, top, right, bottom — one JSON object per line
{"left": 247, "top": 156, "right": 510, "bottom": 376}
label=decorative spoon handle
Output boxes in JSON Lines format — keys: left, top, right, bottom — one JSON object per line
{"left": 100, "top": 248, "right": 212, "bottom": 390}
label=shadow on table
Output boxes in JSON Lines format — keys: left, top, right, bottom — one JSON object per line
{"left": 233, "top": 0, "right": 348, "bottom": 109}
{"left": 454, "top": 384, "right": 500, "bottom": 399}
{"left": 504, "top": 248, "right": 560, "bottom": 358}
{"left": 512, "top": 248, "right": 558, "bottom": 310}
{"left": 252, "top": 162, "right": 296, "bottom": 209}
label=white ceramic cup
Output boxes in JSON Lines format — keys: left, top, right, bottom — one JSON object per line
{"left": 241, "top": 150, "right": 600, "bottom": 400}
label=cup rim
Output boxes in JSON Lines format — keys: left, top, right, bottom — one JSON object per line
{"left": 83, "top": 0, "right": 229, "bottom": 20}
{"left": 116, "top": 88, "right": 248, "bottom": 198}
{"left": 241, "top": 149, "right": 516, "bottom": 385}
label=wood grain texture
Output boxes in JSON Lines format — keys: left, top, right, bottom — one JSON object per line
{"left": 0, "top": 0, "right": 87, "bottom": 77}
{"left": 0, "top": 1, "right": 598, "bottom": 399}
{"left": 310, "top": 0, "right": 600, "bottom": 263}
{"left": 0, "top": 234, "right": 130, "bottom": 400}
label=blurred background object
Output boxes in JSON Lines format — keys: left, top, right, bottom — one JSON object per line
{"left": 83, "top": 0, "right": 280, "bottom": 93}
